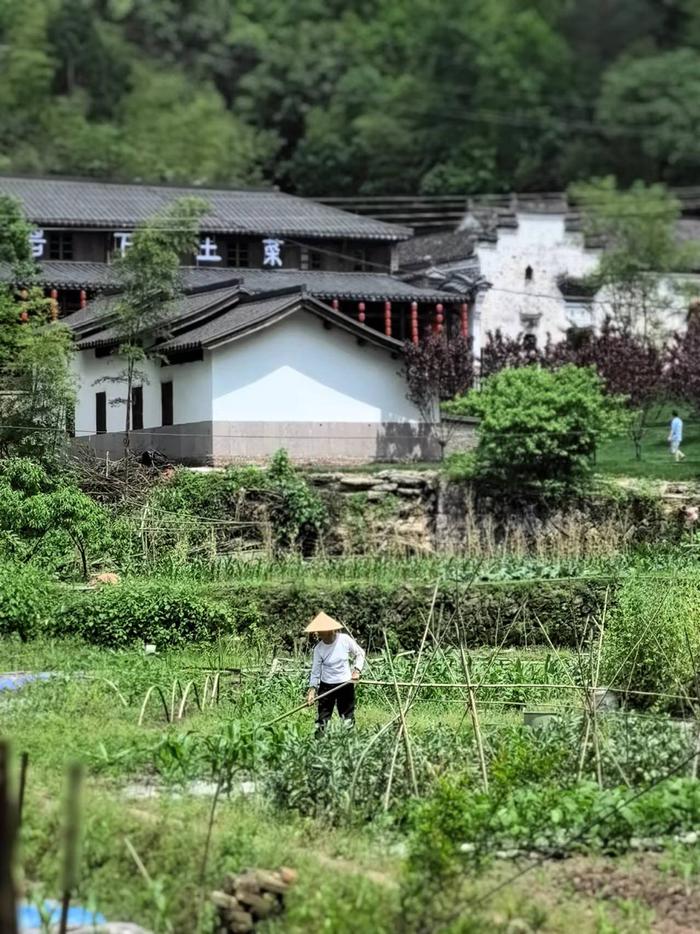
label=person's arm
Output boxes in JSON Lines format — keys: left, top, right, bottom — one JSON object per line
{"left": 307, "top": 644, "right": 321, "bottom": 705}
{"left": 347, "top": 635, "right": 366, "bottom": 681}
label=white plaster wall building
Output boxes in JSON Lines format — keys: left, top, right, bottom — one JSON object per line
{"left": 71, "top": 287, "right": 439, "bottom": 465}
{"left": 397, "top": 196, "right": 700, "bottom": 360}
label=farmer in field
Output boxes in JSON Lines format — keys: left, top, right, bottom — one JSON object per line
{"left": 305, "top": 612, "right": 365, "bottom": 732}
{"left": 669, "top": 410, "right": 685, "bottom": 462}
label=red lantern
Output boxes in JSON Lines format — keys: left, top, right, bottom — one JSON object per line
{"left": 410, "top": 302, "right": 419, "bottom": 345}
{"left": 358, "top": 302, "right": 366, "bottom": 324}
{"left": 384, "top": 301, "right": 392, "bottom": 337}
{"left": 435, "top": 303, "right": 444, "bottom": 335}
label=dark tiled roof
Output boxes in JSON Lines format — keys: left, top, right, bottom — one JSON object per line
{"left": 158, "top": 289, "right": 403, "bottom": 353}
{"left": 0, "top": 260, "right": 242, "bottom": 293}
{"left": 1, "top": 260, "right": 458, "bottom": 304}
{"left": 0, "top": 175, "right": 411, "bottom": 241}
{"left": 226, "top": 268, "right": 457, "bottom": 302}
{"left": 73, "top": 285, "right": 241, "bottom": 345}
{"left": 397, "top": 229, "right": 477, "bottom": 270}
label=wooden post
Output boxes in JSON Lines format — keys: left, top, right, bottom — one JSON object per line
{"left": 410, "top": 301, "right": 419, "bottom": 345}
{"left": 435, "top": 303, "right": 444, "bottom": 336}
{"left": 460, "top": 301, "right": 469, "bottom": 338}
{"left": 358, "top": 302, "right": 366, "bottom": 324}
{"left": 50, "top": 288, "right": 59, "bottom": 321}
{"left": 79, "top": 290, "right": 87, "bottom": 309}
{"left": 59, "top": 764, "right": 83, "bottom": 934}
{"left": 0, "top": 742, "right": 18, "bottom": 934}
{"left": 384, "top": 300, "right": 392, "bottom": 337}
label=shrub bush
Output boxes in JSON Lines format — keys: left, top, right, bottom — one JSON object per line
{"left": 601, "top": 570, "right": 700, "bottom": 707}
{"left": 204, "top": 577, "right": 608, "bottom": 650}
{"left": 444, "top": 364, "right": 626, "bottom": 492}
{"left": 63, "top": 578, "right": 232, "bottom": 648}
{"left": 0, "top": 560, "right": 58, "bottom": 640}
{"left": 146, "top": 449, "right": 327, "bottom": 555}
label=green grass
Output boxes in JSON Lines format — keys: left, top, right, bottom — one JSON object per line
{"left": 597, "top": 405, "right": 700, "bottom": 480}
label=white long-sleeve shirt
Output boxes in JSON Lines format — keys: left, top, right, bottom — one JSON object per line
{"left": 309, "top": 633, "right": 365, "bottom": 688}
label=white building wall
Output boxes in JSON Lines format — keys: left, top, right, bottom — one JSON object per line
{"left": 210, "top": 312, "right": 423, "bottom": 423}
{"left": 475, "top": 213, "right": 600, "bottom": 348}
{"left": 472, "top": 212, "right": 700, "bottom": 352}
{"left": 73, "top": 349, "right": 212, "bottom": 436}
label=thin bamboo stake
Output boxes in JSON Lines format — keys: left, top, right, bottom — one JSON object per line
{"left": 590, "top": 590, "right": 608, "bottom": 790}
{"left": 18, "top": 752, "right": 28, "bottom": 828}
{"left": 177, "top": 681, "right": 202, "bottom": 721}
{"left": 138, "top": 685, "right": 171, "bottom": 726}
{"left": 460, "top": 645, "right": 489, "bottom": 792}
{"left": 348, "top": 712, "right": 401, "bottom": 814}
{"left": 383, "top": 632, "right": 418, "bottom": 796}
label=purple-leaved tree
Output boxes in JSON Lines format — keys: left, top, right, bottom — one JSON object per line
{"left": 403, "top": 334, "right": 474, "bottom": 458}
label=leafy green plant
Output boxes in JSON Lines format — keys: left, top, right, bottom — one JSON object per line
{"left": 444, "top": 365, "right": 627, "bottom": 493}
{"left": 0, "top": 457, "right": 114, "bottom": 578}
{"left": 63, "top": 578, "right": 232, "bottom": 647}
{"left": 0, "top": 560, "right": 58, "bottom": 640}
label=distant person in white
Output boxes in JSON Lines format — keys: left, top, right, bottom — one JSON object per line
{"left": 669, "top": 411, "right": 685, "bottom": 462}
{"left": 305, "top": 611, "right": 365, "bottom": 732}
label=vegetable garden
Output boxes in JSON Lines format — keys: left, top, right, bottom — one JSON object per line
{"left": 5, "top": 561, "right": 700, "bottom": 932}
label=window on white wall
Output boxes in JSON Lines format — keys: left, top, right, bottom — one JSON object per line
{"left": 525, "top": 265, "right": 534, "bottom": 282}
{"left": 95, "top": 392, "right": 106, "bottom": 434}
{"left": 131, "top": 386, "right": 143, "bottom": 431}
{"left": 161, "top": 381, "right": 173, "bottom": 427}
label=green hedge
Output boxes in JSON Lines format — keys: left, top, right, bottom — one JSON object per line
{"left": 204, "top": 578, "right": 610, "bottom": 651}
{"left": 60, "top": 578, "right": 232, "bottom": 648}
{"left": 4, "top": 574, "right": 610, "bottom": 650}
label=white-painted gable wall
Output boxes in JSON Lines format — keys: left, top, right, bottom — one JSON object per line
{"left": 74, "top": 310, "right": 422, "bottom": 436}
{"left": 475, "top": 213, "right": 600, "bottom": 345}
{"left": 211, "top": 312, "right": 422, "bottom": 423}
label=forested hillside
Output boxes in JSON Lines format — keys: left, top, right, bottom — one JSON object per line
{"left": 1, "top": 0, "right": 699, "bottom": 195}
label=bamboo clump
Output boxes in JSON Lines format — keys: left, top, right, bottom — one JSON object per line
{"left": 211, "top": 867, "right": 297, "bottom": 933}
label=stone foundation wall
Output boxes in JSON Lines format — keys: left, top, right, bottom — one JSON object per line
{"left": 74, "top": 421, "right": 448, "bottom": 466}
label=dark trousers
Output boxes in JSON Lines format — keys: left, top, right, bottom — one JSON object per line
{"left": 316, "top": 681, "right": 355, "bottom": 732}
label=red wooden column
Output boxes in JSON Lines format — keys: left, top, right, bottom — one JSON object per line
{"left": 410, "top": 301, "right": 419, "bottom": 344}
{"left": 358, "top": 301, "right": 366, "bottom": 324}
{"left": 384, "top": 300, "right": 392, "bottom": 337}
{"left": 79, "top": 290, "right": 87, "bottom": 309}
{"left": 460, "top": 301, "right": 469, "bottom": 338}
{"left": 435, "top": 303, "right": 444, "bottom": 336}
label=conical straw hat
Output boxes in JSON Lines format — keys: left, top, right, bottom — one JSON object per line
{"left": 305, "top": 611, "right": 343, "bottom": 633}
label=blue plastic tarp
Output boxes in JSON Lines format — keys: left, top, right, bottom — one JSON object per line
{"left": 0, "top": 672, "right": 52, "bottom": 692}
{"left": 18, "top": 901, "right": 106, "bottom": 929}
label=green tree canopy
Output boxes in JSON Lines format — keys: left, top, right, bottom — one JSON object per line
{"left": 444, "top": 364, "right": 626, "bottom": 491}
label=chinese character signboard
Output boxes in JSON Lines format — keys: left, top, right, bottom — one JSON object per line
{"left": 196, "top": 237, "right": 221, "bottom": 263}
{"left": 113, "top": 232, "right": 132, "bottom": 256}
{"left": 262, "top": 238, "right": 284, "bottom": 267}
{"left": 29, "top": 229, "right": 46, "bottom": 258}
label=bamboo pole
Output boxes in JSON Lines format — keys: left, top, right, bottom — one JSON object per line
{"left": 383, "top": 632, "right": 418, "bottom": 797}
{"left": 0, "top": 743, "right": 18, "bottom": 934}
{"left": 460, "top": 646, "right": 489, "bottom": 792}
